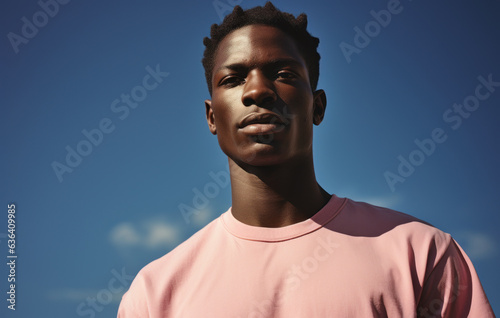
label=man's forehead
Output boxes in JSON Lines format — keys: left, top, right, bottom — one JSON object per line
{"left": 213, "top": 25, "right": 306, "bottom": 70}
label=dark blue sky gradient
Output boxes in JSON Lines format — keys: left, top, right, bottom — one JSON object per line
{"left": 1, "top": 0, "right": 499, "bottom": 317}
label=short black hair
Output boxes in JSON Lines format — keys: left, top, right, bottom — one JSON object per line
{"left": 202, "top": 1, "right": 320, "bottom": 95}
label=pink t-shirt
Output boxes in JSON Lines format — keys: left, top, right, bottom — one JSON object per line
{"left": 117, "top": 195, "right": 494, "bottom": 317}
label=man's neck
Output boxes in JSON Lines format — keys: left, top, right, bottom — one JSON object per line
{"left": 229, "top": 156, "right": 330, "bottom": 227}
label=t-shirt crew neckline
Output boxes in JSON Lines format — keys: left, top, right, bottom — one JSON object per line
{"left": 221, "top": 194, "right": 347, "bottom": 242}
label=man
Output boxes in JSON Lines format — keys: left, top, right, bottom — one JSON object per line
{"left": 118, "top": 2, "right": 494, "bottom": 317}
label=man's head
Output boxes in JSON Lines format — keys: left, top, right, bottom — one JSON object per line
{"left": 203, "top": 2, "right": 326, "bottom": 168}
{"left": 202, "top": 2, "right": 320, "bottom": 96}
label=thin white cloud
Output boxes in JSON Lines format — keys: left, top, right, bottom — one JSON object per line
{"left": 190, "top": 208, "right": 213, "bottom": 227}
{"left": 144, "top": 221, "right": 178, "bottom": 248}
{"left": 46, "top": 288, "right": 123, "bottom": 303}
{"left": 109, "top": 217, "right": 181, "bottom": 250}
{"left": 109, "top": 223, "right": 141, "bottom": 248}
{"left": 455, "top": 231, "right": 497, "bottom": 260}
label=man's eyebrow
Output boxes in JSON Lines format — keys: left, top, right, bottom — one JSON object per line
{"left": 215, "top": 63, "right": 248, "bottom": 73}
{"left": 215, "top": 58, "right": 304, "bottom": 73}
{"left": 265, "top": 58, "right": 304, "bottom": 70}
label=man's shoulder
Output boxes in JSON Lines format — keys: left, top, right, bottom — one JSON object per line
{"left": 138, "top": 213, "right": 225, "bottom": 278}
{"left": 336, "top": 198, "right": 451, "bottom": 245}
{"left": 117, "top": 213, "right": 228, "bottom": 315}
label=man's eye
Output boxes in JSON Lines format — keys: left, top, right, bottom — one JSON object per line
{"left": 276, "top": 71, "right": 296, "bottom": 80}
{"left": 220, "top": 76, "right": 244, "bottom": 87}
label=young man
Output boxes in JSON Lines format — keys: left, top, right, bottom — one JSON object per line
{"left": 118, "top": 2, "right": 494, "bottom": 317}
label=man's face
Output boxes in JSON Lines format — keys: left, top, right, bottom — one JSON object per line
{"left": 205, "top": 24, "right": 326, "bottom": 167}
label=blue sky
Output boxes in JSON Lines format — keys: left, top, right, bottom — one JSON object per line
{"left": 1, "top": 0, "right": 499, "bottom": 317}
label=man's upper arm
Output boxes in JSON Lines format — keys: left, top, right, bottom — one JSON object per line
{"left": 417, "top": 238, "right": 494, "bottom": 317}
{"left": 117, "top": 271, "right": 150, "bottom": 318}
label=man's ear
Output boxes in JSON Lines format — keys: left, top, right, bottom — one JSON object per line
{"left": 312, "top": 89, "right": 327, "bottom": 125}
{"left": 205, "top": 99, "right": 217, "bottom": 135}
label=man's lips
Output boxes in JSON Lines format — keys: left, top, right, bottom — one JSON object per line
{"left": 238, "top": 112, "right": 287, "bottom": 135}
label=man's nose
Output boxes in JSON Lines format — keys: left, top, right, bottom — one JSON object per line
{"left": 241, "top": 71, "right": 277, "bottom": 107}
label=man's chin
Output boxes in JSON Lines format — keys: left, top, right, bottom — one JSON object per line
{"left": 230, "top": 144, "right": 288, "bottom": 168}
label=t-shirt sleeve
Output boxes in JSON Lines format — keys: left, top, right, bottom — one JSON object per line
{"left": 417, "top": 238, "right": 495, "bottom": 317}
{"left": 117, "top": 270, "right": 150, "bottom": 318}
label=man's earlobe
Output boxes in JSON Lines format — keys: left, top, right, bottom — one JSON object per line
{"left": 205, "top": 99, "right": 217, "bottom": 135}
{"left": 312, "top": 89, "right": 327, "bottom": 125}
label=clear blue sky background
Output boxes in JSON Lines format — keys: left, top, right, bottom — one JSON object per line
{"left": 1, "top": 0, "right": 499, "bottom": 317}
